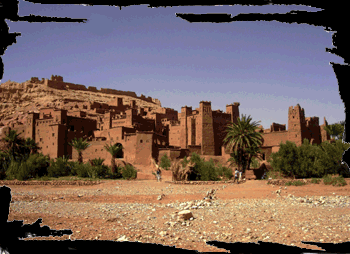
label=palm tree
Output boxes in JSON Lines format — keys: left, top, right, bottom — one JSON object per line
{"left": 223, "top": 114, "right": 263, "bottom": 175}
{"left": 68, "top": 137, "right": 91, "bottom": 164}
{"left": 104, "top": 143, "right": 123, "bottom": 174}
{"left": 24, "top": 138, "right": 41, "bottom": 155}
{"left": 1, "top": 129, "right": 23, "bottom": 161}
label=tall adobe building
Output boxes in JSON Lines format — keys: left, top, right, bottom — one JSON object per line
{"left": 173, "top": 101, "right": 240, "bottom": 156}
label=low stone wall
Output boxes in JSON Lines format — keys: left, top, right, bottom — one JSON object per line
{"left": 167, "top": 180, "right": 236, "bottom": 185}
{"left": 0, "top": 180, "right": 102, "bottom": 185}
{"left": 267, "top": 178, "right": 313, "bottom": 186}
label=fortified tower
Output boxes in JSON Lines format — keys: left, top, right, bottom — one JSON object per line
{"left": 320, "top": 117, "right": 331, "bottom": 142}
{"left": 226, "top": 102, "right": 240, "bottom": 124}
{"left": 26, "top": 112, "right": 40, "bottom": 140}
{"left": 180, "top": 106, "right": 192, "bottom": 149}
{"left": 199, "top": 101, "right": 215, "bottom": 155}
{"left": 288, "top": 104, "right": 306, "bottom": 146}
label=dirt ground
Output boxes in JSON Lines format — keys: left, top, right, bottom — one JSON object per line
{"left": 4, "top": 178, "right": 350, "bottom": 253}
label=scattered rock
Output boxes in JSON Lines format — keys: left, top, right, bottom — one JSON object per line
{"left": 177, "top": 210, "right": 193, "bottom": 220}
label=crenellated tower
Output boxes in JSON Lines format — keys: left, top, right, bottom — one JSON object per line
{"left": 288, "top": 104, "right": 306, "bottom": 146}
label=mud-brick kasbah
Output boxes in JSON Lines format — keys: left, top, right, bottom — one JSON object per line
{"left": 0, "top": 75, "right": 333, "bottom": 180}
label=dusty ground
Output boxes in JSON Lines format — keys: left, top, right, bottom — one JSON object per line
{"left": 4, "top": 178, "right": 350, "bottom": 253}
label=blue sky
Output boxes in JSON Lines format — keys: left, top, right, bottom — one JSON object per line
{"left": 2, "top": 1, "right": 345, "bottom": 129}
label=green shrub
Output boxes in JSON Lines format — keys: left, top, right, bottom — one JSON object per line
{"left": 35, "top": 175, "right": 50, "bottom": 181}
{"left": 89, "top": 165, "right": 110, "bottom": 179}
{"left": 122, "top": 164, "right": 137, "bottom": 180}
{"left": 25, "top": 153, "right": 50, "bottom": 177}
{"left": 6, "top": 160, "right": 32, "bottom": 181}
{"left": 285, "top": 180, "right": 306, "bottom": 186}
{"left": 322, "top": 174, "right": 336, "bottom": 185}
{"left": 323, "top": 174, "right": 347, "bottom": 186}
{"left": 159, "top": 154, "right": 171, "bottom": 170}
{"left": 47, "top": 157, "right": 72, "bottom": 178}
{"left": 197, "top": 159, "right": 219, "bottom": 181}
{"left": 216, "top": 164, "right": 233, "bottom": 180}
{"left": 334, "top": 175, "right": 347, "bottom": 186}
{"left": 71, "top": 162, "right": 92, "bottom": 178}
{"left": 189, "top": 153, "right": 204, "bottom": 180}
{"left": 6, "top": 153, "right": 50, "bottom": 180}
{"left": 311, "top": 178, "right": 321, "bottom": 184}
{"left": 90, "top": 158, "right": 105, "bottom": 167}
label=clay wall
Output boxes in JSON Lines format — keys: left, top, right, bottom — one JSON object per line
{"left": 270, "top": 122, "right": 286, "bottom": 132}
{"left": 35, "top": 123, "right": 60, "bottom": 159}
{"left": 158, "top": 149, "right": 182, "bottom": 164}
{"left": 52, "top": 109, "right": 68, "bottom": 125}
{"left": 99, "top": 88, "right": 137, "bottom": 98}
{"left": 169, "top": 124, "right": 181, "bottom": 147}
{"left": 94, "top": 108, "right": 105, "bottom": 114}
{"left": 96, "top": 127, "right": 126, "bottom": 144}
{"left": 124, "top": 132, "right": 154, "bottom": 166}
{"left": 112, "top": 118, "right": 127, "bottom": 128}
{"left": 71, "top": 140, "right": 111, "bottom": 165}
{"left": 39, "top": 108, "right": 55, "bottom": 119}
{"left": 188, "top": 145, "right": 202, "bottom": 156}
{"left": 201, "top": 155, "right": 231, "bottom": 168}
{"left": 66, "top": 116, "right": 96, "bottom": 137}
{"left": 87, "top": 86, "right": 98, "bottom": 92}
{"left": 261, "top": 131, "right": 290, "bottom": 147}
{"left": 69, "top": 111, "right": 87, "bottom": 118}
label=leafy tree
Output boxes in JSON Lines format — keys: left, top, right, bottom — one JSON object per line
{"left": 189, "top": 152, "right": 204, "bottom": 180}
{"left": 314, "top": 139, "right": 350, "bottom": 178}
{"left": 269, "top": 141, "right": 300, "bottom": 179}
{"left": 295, "top": 139, "right": 320, "bottom": 178}
{"left": 223, "top": 114, "right": 263, "bottom": 174}
{"left": 159, "top": 154, "right": 171, "bottom": 170}
{"left": 323, "top": 120, "right": 345, "bottom": 141}
{"left": 69, "top": 137, "right": 91, "bottom": 164}
{"left": 104, "top": 143, "right": 123, "bottom": 174}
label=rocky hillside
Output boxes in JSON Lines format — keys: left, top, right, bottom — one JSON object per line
{"left": 0, "top": 80, "right": 162, "bottom": 128}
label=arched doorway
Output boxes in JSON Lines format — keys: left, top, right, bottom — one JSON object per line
{"left": 114, "top": 143, "right": 124, "bottom": 158}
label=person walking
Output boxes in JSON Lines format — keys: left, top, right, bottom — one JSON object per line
{"left": 234, "top": 169, "right": 239, "bottom": 183}
{"left": 156, "top": 168, "right": 161, "bottom": 182}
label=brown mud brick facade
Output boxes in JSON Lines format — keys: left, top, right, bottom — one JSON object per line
{"left": 0, "top": 76, "right": 334, "bottom": 180}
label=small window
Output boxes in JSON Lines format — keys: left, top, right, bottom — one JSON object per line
{"left": 95, "top": 149, "right": 98, "bottom": 152}
{"left": 53, "top": 143, "right": 54, "bottom": 146}
{"left": 101, "top": 149, "right": 103, "bottom": 151}
{"left": 52, "top": 133, "right": 54, "bottom": 137}
{"left": 40, "top": 138, "right": 42, "bottom": 142}
{"left": 140, "top": 140, "right": 143, "bottom": 143}
{"left": 46, "top": 146, "right": 48, "bottom": 148}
